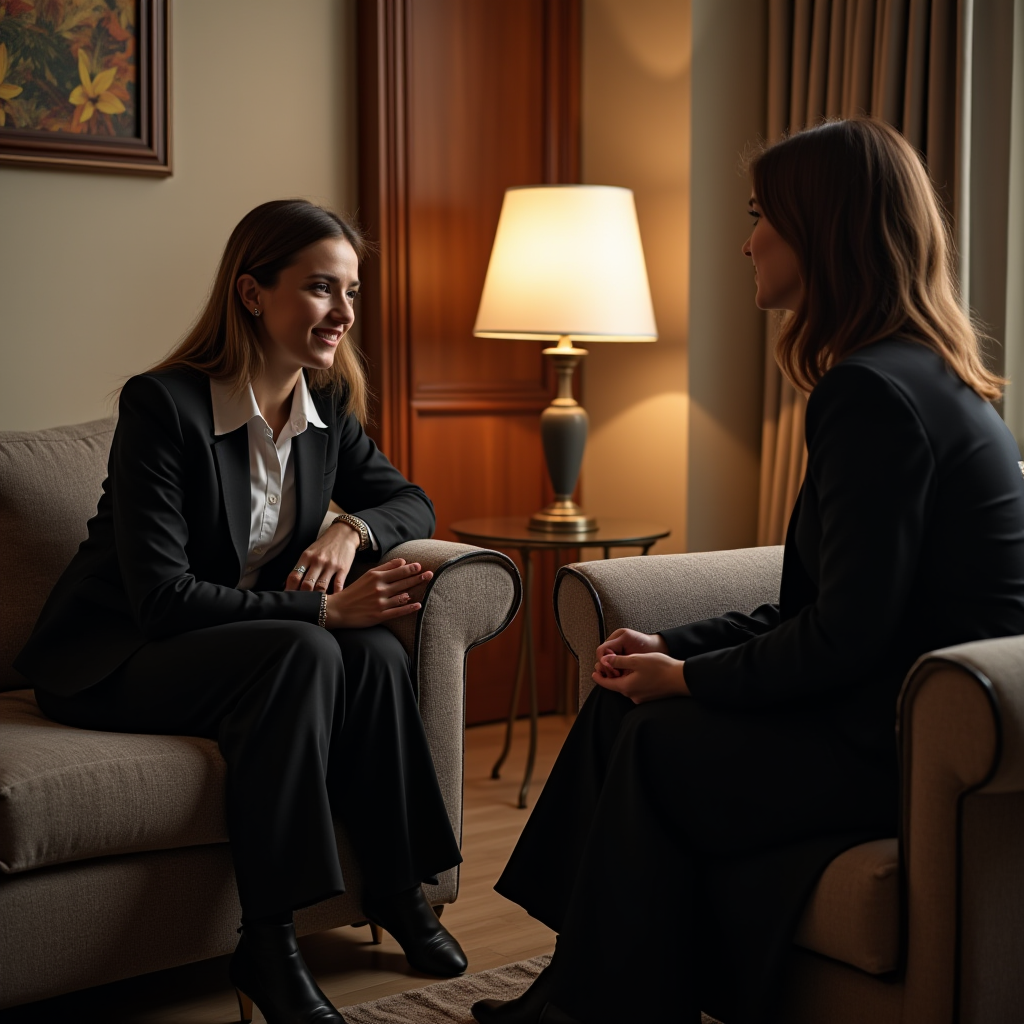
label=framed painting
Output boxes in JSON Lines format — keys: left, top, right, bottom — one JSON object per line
{"left": 0, "top": 0, "right": 169, "bottom": 174}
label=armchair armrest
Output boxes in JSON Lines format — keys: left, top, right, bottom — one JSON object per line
{"left": 554, "top": 546, "right": 784, "bottom": 706}
{"left": 380, "top": 539, "right": 522, "bottom": 881}
{"left": 897, "top": 636, "right": 1024, "bottom": 1023}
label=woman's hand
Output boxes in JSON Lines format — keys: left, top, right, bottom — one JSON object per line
{"left": 286, "top": 522, "right": 361, "bottom": 594}
{"left": 324, "top": 557, "right": 432, "bottom": 629}
{"left": 593, "top": 628, "right": 669, "bottom": 678}
{"left": 592, "top": 628, "right": 689, "bottom": 704}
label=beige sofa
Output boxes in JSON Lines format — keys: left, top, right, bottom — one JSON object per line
{"left": 0, "top": 418, "right": 522, "bottom": 1011}
{"left": 555, "top": 550, "right": 1024, "bottom": 1024}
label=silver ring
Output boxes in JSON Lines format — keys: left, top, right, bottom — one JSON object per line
{"left": 293, "top": 565, "right": 308, "bottom": 575}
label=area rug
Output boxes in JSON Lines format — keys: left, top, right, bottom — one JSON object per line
{"left": 342, "top": 955, "right": 720, "bottom": 1024}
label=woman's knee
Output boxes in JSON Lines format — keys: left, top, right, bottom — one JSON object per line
{"left": 262, "top": 620, "right": 345, "bottom": 675}
{"left": 332, "top": 624, "right": 409, "bottom": 673}
{"left": 611, "top": 697, "right": 708, "bottom": 773}
{"left": 582, "top": 684, "right": 634, "bottom": 720}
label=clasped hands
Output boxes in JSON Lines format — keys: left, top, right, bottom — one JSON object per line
{"left": 593, "top": 628, "right": 690, "bottom": 704}
{"left": 284, "top": 521, "right": 431, "bottom": 629}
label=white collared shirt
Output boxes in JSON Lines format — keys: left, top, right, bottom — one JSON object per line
{"left": 211, "top": 375, "right": 337, "bottom": 590}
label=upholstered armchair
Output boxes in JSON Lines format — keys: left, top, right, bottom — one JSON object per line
{"left": 0, "top": 418, "right": 521, "bottom": 1010}
{"left": 554, "top": 549, "right": 1024, "bottom": 1024}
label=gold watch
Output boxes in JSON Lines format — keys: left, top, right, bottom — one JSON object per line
{"left": 332, "top": 513, "right": 370, "bottom": 551}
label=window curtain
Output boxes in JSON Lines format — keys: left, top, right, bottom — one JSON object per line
{"left": 757, "top": 0, "right": 969, "bottom": 545}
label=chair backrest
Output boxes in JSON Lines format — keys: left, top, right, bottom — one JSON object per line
{"left": 0, "top": 419, "right": 116, "bottom": 691}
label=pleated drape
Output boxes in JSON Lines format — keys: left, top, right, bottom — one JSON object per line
{"left": 757, "top": 0, "right": 968, "bottom": 544}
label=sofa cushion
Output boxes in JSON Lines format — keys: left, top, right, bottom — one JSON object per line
{"left": 794, "top": 837, "right": 900, "bottom": 975}
{"left": 0, "top": 418, "right": 115, "bottom": 691}
{"left": 0, "top": 690, "right": 228, "bottom": 874}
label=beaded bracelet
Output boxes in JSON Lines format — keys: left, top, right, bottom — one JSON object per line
{"left": 318, "top": 592, "right": 328, "bottom": 629}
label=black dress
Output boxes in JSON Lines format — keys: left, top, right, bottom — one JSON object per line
{"left": 495, "top": 339, "right": 1024, "bottom": 1023}
{"left": 16, "top": 366, "right": 462, "bottom": 920}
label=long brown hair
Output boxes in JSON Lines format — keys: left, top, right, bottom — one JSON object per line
{"left": 751, "top": 118, "right": 1002, "bottom": 400}
{"left": 151, "top": 199, "right": 370, "bottom": 421}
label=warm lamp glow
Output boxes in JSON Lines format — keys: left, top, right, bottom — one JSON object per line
{"left": 474, "top": 184, "right": 657, "bottom": 533}
{"left": 473, "top": 185, "right": 657, "bottom": 342}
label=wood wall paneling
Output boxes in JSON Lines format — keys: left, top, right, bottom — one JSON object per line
{"left": 357, "top": 0, "right": 582, "bottom": 724}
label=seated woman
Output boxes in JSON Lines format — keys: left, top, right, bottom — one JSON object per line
{"left": 472, "top": 119, "right": 1024, "bottom": 1024}
{"left": 15, "top": 200, "right": 467, "bottom": 1024}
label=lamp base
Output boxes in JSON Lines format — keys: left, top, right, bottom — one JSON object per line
{"left": 528, "top": 499, "right": 597, "bottom": 533}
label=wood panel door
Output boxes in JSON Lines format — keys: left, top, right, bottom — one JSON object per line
{"left": 357, "top": 0, "right": 581, "bottom": 724}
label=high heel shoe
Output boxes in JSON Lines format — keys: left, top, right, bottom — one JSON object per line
{"left": 363, "top": 884, "right": 468, "bottom": 977}
{"left": 473, "top": 997, "right": 579, "bottom": 1024}
{"left": 229, "top": 920, "right": 346, "bottom": 1024}
{"left": 472, "top": 962, "right": 580, "bottom": 1024}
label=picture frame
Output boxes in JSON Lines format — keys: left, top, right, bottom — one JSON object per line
{"left": 0, "top": 0, "right": 170, "bottom": 175}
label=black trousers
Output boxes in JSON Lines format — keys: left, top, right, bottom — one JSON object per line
{"left": 36, "top": 620, "right": 462, "bottom": 921}
{"left": 495, "top": 686, "right": 898, "bottom": 1024}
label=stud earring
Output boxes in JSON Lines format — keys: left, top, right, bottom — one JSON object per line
{"left": 252, "top": 307, "right": 261, "bottom": 317}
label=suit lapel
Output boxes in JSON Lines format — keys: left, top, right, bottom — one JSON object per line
{"left": 291, "top": 425, "right": 329, "bottom": 551}
{"left": 212, "top": 426, "right": 251, "bottom": 577}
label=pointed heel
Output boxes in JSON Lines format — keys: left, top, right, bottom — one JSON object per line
{"left": 230, "top": 923, "right": 345, "bottom": 1022}
{"left": 369, "top": 921, "right": 383, "bottom": 944}
{"left": 235, "top": 987, "right": 253, "bottom": 1023}
{"left": 363, "top": 887, "right": 467, "bottom": 977}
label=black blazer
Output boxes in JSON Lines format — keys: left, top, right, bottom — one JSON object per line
{"left": 661, "top": 339, "right": 1024, "bottom": 750}
{"left": 16, "top": 367, "right": 435, "bottom": 696}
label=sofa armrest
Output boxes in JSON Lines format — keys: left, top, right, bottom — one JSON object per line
{"left": 380, "top": 539, "right": 521, "bottom": 851}
{"left": 897, "top": 636, "right": 1024, "bottom": 1023}
{"left": 554, "top": 546, "right": 784, "bottom": 706}
{"left": 912, "top": 637, "right": 1024, "bottom": 795}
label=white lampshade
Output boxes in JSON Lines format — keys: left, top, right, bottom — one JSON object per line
{"left": 473, "top": 185, "right": 658, "bottom": 342}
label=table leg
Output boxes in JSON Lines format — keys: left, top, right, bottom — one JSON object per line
{"left": 518, "top": 550, "right": 538, "bottom": 808}
{"left": 491, "top": 549, "right": 532, "bottom": 782}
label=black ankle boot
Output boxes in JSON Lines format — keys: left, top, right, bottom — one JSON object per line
{"left": 472, "top": 962, "right": 580, "bottom": 1024}
{"left": 229, "top": 921, "right": 346, "bottom": 1024}
{"left": 363, "top": 885, "right": 468, "bottom": 977}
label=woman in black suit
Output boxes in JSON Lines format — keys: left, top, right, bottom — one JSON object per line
{"left": 15, "top": 200, "right": 466, "bottom": 1024}
{"left": 473, "top": 120, "right": 1024, "bottom": 1024}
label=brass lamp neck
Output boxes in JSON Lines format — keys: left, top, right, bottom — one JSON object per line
{"left": 543, "top": 335, "right": 587, "bottom": 406}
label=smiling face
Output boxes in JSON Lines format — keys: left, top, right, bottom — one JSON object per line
{"left": 742, "top": 194, "right": 804, "bottom": 312}
{"left": 238, "top": 235, "right": 360, "bottom": 379}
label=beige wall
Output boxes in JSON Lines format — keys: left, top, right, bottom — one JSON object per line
{"left": 0, "top": 0, "right": 357, "bottom": 431}
{"left": 580, "top": 0, "right": 767, "bottom": 555}
{"left": 687, "top": 0, "right": 767, "bottom": 551}
{"left": 580, "top": 0, "right": 691, "bottom": 555}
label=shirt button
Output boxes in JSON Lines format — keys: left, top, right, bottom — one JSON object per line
{"left": 254, "top": 546, "right": 264, "bottom": 555}
{"left": 265, "top": 427, "right": 273, "bottom": 438}
{"left": 268, "top": 495, "right": 278, "bottom": 505}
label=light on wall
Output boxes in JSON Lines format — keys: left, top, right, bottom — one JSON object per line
{"left": 474, "top": 184, "right": 657, "bottom": 532}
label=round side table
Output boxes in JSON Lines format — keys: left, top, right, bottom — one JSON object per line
{"left": 450, "top": 517, "right": 670, "bottom": 807}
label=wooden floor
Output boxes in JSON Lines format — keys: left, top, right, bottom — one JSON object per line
{"left": 0, "top": 715, "right": 572, "bottom": 1024}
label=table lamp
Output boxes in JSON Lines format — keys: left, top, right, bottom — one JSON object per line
{"left": 474, "top": 184, "right": 657, "bottom": 532}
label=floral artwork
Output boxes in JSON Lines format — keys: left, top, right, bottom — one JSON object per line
{"left": 0, "top": 0, "right": 137, "bottom": 136}
{"left": 0, "top": 0, "right": 167, "bottom": 173}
